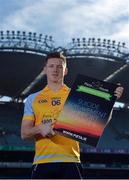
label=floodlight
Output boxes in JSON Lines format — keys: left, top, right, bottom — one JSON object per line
{"left": 122, "top": 42, "right": 125, "bottom": 47}
{"left": 45, "top": 35, "right": 48, "bottom": 39}
{"left": 77, "top": 38, "right": 80, "bottom": 46}
{"left": 33, "top": 32, "right": 36, "bottom": 36}
{"left": 82, "top": 38, "right": 86, "bottom": 46}
{"left": 16, "top": 31, "right": 20, "bottom": 39}
{"left": 88, "top": 38, "right": 91, "bottom": 46}
{"left": 49, "top": 36, "right": 52, "bottom": 41}
{"left": 28, "top": 32, "right": 32, "bottom": 40}
{"left": 107, "top": 39, "right": 110, "bottom": 44}
{"left": 72, "top": 38, "right": 75, "bottom": 43}
{"left": 12, "top": 31, "right": 15, "bottom": 39}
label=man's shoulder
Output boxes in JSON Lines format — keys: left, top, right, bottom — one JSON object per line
{"left": 63, "top": 84, "right": 70, "bottom": 91}
{"left": 27, "top": 90, "right": 42, "bottom": 101}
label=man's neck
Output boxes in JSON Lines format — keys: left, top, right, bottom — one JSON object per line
{"left": 47, "top": 81, "right": 64, "bottom": 92}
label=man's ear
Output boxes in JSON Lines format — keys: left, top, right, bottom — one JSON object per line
{"left": 65, "top": 67, "right": 68, "bottom": 76}
{"left": 43, "top": 66, "right": 46, "bottom": 75}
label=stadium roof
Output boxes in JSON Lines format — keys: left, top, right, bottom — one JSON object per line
{"left": 0, "top": 31, "right": 129, "bottom": 104}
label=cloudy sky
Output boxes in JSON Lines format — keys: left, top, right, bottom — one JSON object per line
{"left": 0, "top": 0, "right": 129, "bottom": 47}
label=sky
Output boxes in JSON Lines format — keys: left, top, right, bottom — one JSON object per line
{"left": 0, "top": 0, "right": 128, "bottom": 105}
{"left": 0, "top": 0, "right": 129, "bottom": 47}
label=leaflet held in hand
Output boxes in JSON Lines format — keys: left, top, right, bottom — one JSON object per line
{"left": 54, "top": 74, "right": 118, "bottom": 147}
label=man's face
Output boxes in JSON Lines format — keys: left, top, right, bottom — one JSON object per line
{"left": 44, "top": 58, "right": 67, "bottom": 83}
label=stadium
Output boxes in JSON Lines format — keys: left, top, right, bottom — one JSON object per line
{"left": 0, "top": 30, "right": 129, "bottom": 179}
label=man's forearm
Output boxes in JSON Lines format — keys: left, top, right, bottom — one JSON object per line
{"left": 21, "top": 122, "right": 54, "bottom": 140}
{"left": 21, "top": 124, "right": 42, "bottom": 140}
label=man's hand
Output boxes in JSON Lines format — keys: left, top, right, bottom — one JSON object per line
{"left": 114, "top": 84, "right": 124, "bottom": 100}
{"left": 39, "top": 122, "right": 55, "bottom": 138}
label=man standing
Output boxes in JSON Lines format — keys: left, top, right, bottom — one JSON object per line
{"left": 21, "top": 52, "right": 82, "bottom": 179}
{"left": 21, "top": 52, "right": 123, "bottom": 179}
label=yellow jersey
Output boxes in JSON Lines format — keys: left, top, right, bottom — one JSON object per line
{"left": 22, "top": 85, "right": 80, "bottom": 164}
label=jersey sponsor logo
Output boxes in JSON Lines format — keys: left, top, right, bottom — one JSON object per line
{"left": 38, "top": 99, "right": 48, "bottom": 103}
{"left": 42, "top": 119, "right": 52, "bottom": 124}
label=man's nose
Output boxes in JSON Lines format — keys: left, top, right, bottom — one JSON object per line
{"left": 53, "top": 66, "right": 58, "bottom": 71}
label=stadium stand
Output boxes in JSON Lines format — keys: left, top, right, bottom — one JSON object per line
{"left": 0, "top": 31, "right": 129, "bottom": 178}
{"left": 0, "top": 103, "right": 129, "bottom": 178}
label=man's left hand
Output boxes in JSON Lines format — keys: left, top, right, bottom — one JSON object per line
{"left": 114, "top": 85, "right": 124, "bottom": 100}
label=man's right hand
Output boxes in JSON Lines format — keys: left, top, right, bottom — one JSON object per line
{"left": 21, "top": 119, "right": 55, "bottom": 140}
{"left": 38, "top": 122, "right": 55, "bottom": 138}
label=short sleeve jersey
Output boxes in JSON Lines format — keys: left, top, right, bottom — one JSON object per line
{"left": 22, "top": 85, "right": 80, "bottom": 164}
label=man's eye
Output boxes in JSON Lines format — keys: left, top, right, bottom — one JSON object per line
{"left": 48, "top": 65, "right": 54, "bottom": 68}
{"left": 58, "top": 65, "right": 63, "bottom": 68}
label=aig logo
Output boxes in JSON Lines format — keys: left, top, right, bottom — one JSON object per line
{"left": 51, "top": 99, "right": 61, "bottom": 106}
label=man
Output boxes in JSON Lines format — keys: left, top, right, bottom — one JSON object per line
{"left": 21, "top": 52, "right": 123, "bottom": 179}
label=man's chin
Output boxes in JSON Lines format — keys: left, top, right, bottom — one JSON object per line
{"left": 51, "top": 78, "right": 58, "bottom": 83}
{"left": 53, "top": 80, "right": 59, "bottom": 83}
{"left": 50, "top": 77, "right": 61, "bottom": 83}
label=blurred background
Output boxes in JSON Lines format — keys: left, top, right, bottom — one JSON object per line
{"left": 0, "top": 0, "right": 129, "bottom": 179}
